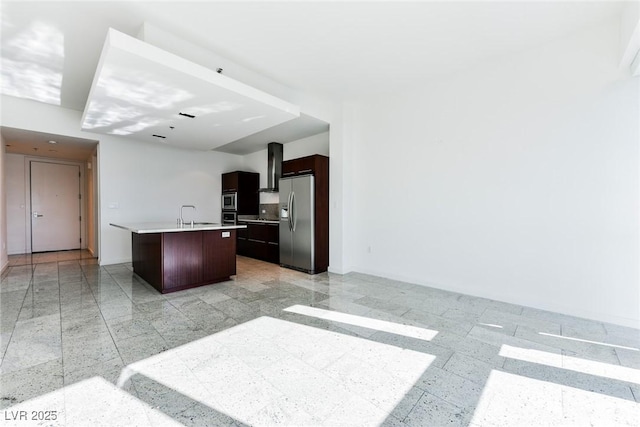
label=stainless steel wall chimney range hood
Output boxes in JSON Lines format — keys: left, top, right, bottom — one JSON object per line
{"left": 259, "top": 142, "right": 283, "bottom": 192}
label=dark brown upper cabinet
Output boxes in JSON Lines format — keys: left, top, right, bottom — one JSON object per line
{"left": 222, "top": 171, "right": 259, "bottom": 215}
{"left": 282, "top": 156, "right": 318, "bottom": 177}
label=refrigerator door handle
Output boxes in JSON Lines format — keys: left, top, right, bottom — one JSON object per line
{"left": 291, "top": 191, "right": 296, "bottom": 232}
{"left": 288, "top": 191, "right": 293, "bottom": 231}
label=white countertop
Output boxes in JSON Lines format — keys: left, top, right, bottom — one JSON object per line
{"left": 110, "top": 222, "right": 247, "bottom": 234}
{"left": 238, "top": 219, "right": 280, "bottom": 225}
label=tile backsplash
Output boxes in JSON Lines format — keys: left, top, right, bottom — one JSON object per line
{"left": 259, "top": 203, "right": 279, "bottom": 220}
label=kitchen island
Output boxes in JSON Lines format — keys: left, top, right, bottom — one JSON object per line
{"left": 110, "top": 222, "right": 247, "bottom": 294}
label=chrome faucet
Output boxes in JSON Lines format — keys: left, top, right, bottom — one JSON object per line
{"left": 178, "top": 205, "right": 196, "bottom": 226}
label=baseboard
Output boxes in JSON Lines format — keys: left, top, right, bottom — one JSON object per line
{"left": 351, "top": 265, "right": 640, "bottom": 330}
{"left": 1, "top": 259, "right": 9, "bottom": 275}
{"left": 328, "top": 265, "right": 353, "bottom": 275}
{"left": 99, "top": 257, "right": 131, "bottom": 266}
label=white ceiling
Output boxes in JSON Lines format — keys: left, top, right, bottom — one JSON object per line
{"left": 216, "top": 113, "right": 330, "bottom": 155}
{"left": 2, "top": 127, "right": 97, "bottom": 161}
{"left": 0, "top": 1, "right": 625, "bottom": 154}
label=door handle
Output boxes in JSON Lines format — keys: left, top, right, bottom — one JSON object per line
{"left": 291, "top": 191, "right": 296, "bottom": 232}
{"left": 33, "top": 212, "right": 44, "bottom": 218}
{"left": 287, "top": 192, "right": 293, "bottom": 231}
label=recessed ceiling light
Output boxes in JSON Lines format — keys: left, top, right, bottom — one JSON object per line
{"left": 48, "top": 140, "right": 57, "bottom": 144}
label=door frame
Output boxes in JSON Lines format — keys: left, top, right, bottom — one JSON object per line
{"left": 23, "top": 156, "right": 87, "bottom": 253}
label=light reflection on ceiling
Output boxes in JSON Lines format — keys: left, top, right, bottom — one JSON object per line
{"left": 81, "top": 28, "right": 300, "bottom": 151}
{"left": 182, "top": 101, "right": 243, "bottom": 116}
{"left": 82, "top": 99, "right": 146, "bottom": 130}
{"left": 110, "top": 117, "right": 163, "bottom": 136}
{"left": 98, "top": 64, "right": 194, "bottom": 110}
{"left": 1, "top": 21, "right": 64, "bottom": 105}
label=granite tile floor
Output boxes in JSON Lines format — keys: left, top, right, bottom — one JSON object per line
{"left": 1, "top": 251, "right": 639, "bottom": 426}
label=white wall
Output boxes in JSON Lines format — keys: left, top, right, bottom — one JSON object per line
{"left": 6, "top": 154, "right": 26, "bottom": 254}
{"left": 347, "top": 18, "right": 639, "bottom": 327}
{"left": 282, "top": 132, "right": 330, "bottom": 161}
{"left": 619, "top": 1, "right": 640, "bottom": 69}
{"left": 99, "top": 137, "right": 243, "bottom": 264}
{"left": 0, "top": 134, "right": 8, "bottom": 272}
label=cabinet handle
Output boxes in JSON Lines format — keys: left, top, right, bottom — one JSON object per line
{"left": 267, "top": 242, "right": 278, "bottom": 246}
{"left": 238, "top": 237, "right": 247, "bottom": 240}
{"left": 299, "top": 169, "right": 312, "bottom": 174}
{"left": 248, "top": 238, "right": 266, "bottom": 243}
{"left": 282, "top": 172, "right": 295, "bottom": 176}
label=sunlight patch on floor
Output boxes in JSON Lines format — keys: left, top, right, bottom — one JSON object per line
{"left": 1, "top": 377, "right": 180, "bottom": 427}
{"left": 119, "top": 316, "right": 436, "bottom": 426}
{"left": 538, "top": 332, "right": 640, "bottom": 351}
{"left": 470, "top": 370, "right": 639, "bottom": 426}
{"left": 283, "top": 304, "right": 439, "bottom": 341}
{"left": 478, "top": 322, "right": 504, "bottom": 329}
{"left": 499, "top": 344, "right": 640, "bottom": 384}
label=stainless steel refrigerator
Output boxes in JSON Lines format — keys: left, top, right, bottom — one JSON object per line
{"left": 279, "top": 175, "right": 315, "bottom": 273}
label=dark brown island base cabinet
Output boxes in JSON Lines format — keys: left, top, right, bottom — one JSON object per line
{"left": 237, "top": 222, "right": 279, "bottom": 264}
{"left": 222, "top": 171, "right": 259, "bottom": 215}
{"left": 282, "top": 154, "right": 329, "bottom": 274}
{"left": 132, "top": 230, "right": 236, "bottom": 294}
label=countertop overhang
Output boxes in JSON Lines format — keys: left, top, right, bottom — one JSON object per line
{"left": 110, "top": 222, "right": 247, "bottom": 234}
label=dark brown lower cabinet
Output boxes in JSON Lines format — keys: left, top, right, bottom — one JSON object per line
{"left": 131, "top": 229, "right": 237, "bottom": 294}
{"left": 265, "top": 242, "right": 279, "bottom": 263}
{"left": 203, "top": 230, "right": 236, "bottom": 281}
{"left": 163, "top": 232, "right": 203, "bottom": 291}
{"left": 236, "top": 225, "right": 249, "bottom": 256}
{"left": 265, "top": 224, "right": 279, "bottom": 263}
{"left": 236, "top": 222, "right": 279, "bottom": 264}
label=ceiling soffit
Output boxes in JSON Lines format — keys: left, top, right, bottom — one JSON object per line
{"left": 81, "top": 28, "right": 300, "bottom": 151}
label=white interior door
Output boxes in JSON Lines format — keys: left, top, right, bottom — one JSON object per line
{"left": 31, "top": 161, "right": 81, "bottom": 252}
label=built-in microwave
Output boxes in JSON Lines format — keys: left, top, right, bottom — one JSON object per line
{"left": 222, "top": 211, "right": 237, "bottom": 225}
{"left": 222, "top": 192, "right": 237, "bottom": 211}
